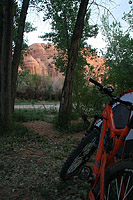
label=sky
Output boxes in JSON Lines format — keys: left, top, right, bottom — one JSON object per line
{"left": 24, "top": 0, "right": 132, "bottom": 52}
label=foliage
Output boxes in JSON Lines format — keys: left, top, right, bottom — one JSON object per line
{"left": 13, "top": 107, "right": 58, "bottom": 123}
{"left": 0, "top": 120, "right": 90, "bottom": 200}
{"left": 101, "top": 13, "right": 133, "bottom": 94}
{"left": 13, "top": 1, "right": 36, "bottom": 44}
{"left": 0, "top": 0, "right": 37, "bottom": 129}
{"left": 73, "top": 83, "right": 109, "bottom": 118}
{"left": 40, "top": 0, "right": 98, "bottom": 123}
{"left": 41, "top": 0, "right": 98, "bottom": 72}
{"left": 13, "top": 1, "right": 37, "bottom": 65}
{"left": 122, "top": 5, "right": 133, "bottom": 32}
{"left": 17, "top": 70, "right": 63, "bottom": 100}
{"left": 41, "top": 0, "right": 80, "bottom": 47}
{"left": 41, "top": 0, "right": 98, "bottom": 69}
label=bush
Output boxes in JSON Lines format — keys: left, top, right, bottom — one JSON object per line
{"left": 12, "top": 108, "right": 58, "bottom": 123}
{"left": 73, "top": 84, "right": 109, "bottom": 119}
{"left": 17, "top": 70, "right": 64, "bottom": 100}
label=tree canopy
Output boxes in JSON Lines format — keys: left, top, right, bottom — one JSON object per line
{"left": 40, "top": 0, "right": 99, "bottom": 127}
{"left": 101, "top": 7, "right": 133, "bottom": 94}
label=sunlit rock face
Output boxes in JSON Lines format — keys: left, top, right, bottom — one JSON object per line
{"left": 20, "top": 43, "right": 105, "bottom": 81}
{"left": 21, "top": 43, "right": 63, "bottom": 78}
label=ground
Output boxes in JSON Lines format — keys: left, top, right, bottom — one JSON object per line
{"left": 0, "top": 120, "right": 95, "bottom": 200}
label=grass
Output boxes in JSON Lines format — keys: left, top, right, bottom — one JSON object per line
{"left": 12, "top": 108, "right": 89, "bottom": 134}
{"left": 0, "top": 121, "right": 91, "bottom": 200}
{"left": 14, "top": 100, "right": 89, "bottom": 134}
{"left": 0, "top": 123, "right": 47, "bottom": 153}
{"left": 0, "top": 107, "right": 93, "bottom": 199}
{"left": 67, "top": 122, "right": 89, "bottom": 134}
{"left": 15, "top": 99, "right": 59, "bottom": 105}
{"left": 12, "top": 108, "right": 58, "bottom": 123}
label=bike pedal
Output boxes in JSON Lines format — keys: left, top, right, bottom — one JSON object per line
{"left": 78, "top": 166, "right": 93, "bottom": 182}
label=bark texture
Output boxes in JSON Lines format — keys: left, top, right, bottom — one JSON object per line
{"left": 11, "top": 0, "right": 30, "bottom": 112}
{"left": 0, "top": 0, "right": 30, "bottom": 130}
{"left": 58, "top": 0, "right": 89, "bottom": 128}
{"left": 0, "top": 0, "right": 3, "bottom": 117}
{"left": 0, "top": 0, "right": 14, "bottom": 125}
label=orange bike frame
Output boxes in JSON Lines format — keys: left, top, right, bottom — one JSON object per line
{"left": 89, "top": 104, "right": 131, "bottom": 200}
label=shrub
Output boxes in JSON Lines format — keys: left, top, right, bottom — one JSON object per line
{"left": 16, "top": 70, "right": 64, "bottom": 100}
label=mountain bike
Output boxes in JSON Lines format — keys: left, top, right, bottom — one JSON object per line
{"left": 60, "top": 78, "right": 133, "bottom": 199}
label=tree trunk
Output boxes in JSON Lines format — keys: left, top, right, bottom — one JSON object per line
{"left": 58, "top": 0, "right": 89, "bottom": 128}
{"left": 0, "top": 0, "right": 3, "bottom": 120}
{"left": 11, "top": 0, "right": 30, "bottom": 113}
{"left": 0, "top": 0, "right": 14, "bottom": 127}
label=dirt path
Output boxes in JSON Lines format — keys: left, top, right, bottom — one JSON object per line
{"left": 0, "top": 121, "right": 94, "bottom": 200}
{"left": 23, "top": 121, "right": 84, "bottom": 140}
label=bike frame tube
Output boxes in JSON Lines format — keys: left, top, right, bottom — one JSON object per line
{"left": 89, "top": 103, "right": 131, "bottom": 200}
{"left": 89, "top": 190, "right": 96, "bottom": 200}
{"left": 93, "top": 105, "right": 111, "bottom": 176}
{"left": 100, "top": 151, "right": 107, "bottom": 200}
{"left": 106, "top": 125, "right": 130, "bottom": 167}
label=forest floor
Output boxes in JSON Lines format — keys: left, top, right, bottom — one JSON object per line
{"left": 0, "top": 120, "right": 95, "bottom": 200}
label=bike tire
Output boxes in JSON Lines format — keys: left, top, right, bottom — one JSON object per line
{"left": 60, "top": 127, "right": 100, "bottom": 181}
{"left": 93, "top": 159, "right": 133, "bottom": 200}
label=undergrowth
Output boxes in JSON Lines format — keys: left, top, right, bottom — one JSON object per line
{"left": 13, "top": 108, "right": 89, "bottom": 134}
{"left": 0, "top": 120, "right": 90, "bottom": 200}
{"left": 12, "top": 108, "right": 58, "bottom": 123}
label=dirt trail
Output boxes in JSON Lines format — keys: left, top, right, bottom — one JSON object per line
{"left": 0, "top": 120, "right": 94, "bottom": 200}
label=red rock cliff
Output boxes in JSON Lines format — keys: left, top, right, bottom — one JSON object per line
{"left": 20, "top": 43, "right": 105, "bottom": 80}
{"left": 21, "top": 43, "right": 63, "bottom": 78}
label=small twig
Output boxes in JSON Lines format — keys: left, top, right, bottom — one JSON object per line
{"left": 88, "top": 0, "right": 117, "bottom": 23}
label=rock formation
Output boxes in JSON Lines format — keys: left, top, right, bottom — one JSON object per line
{"left": 21, "top": 43, "right": 63, "bottom": 78}
{"left": 20, "top": 43, "right": 105, "bottom": 81}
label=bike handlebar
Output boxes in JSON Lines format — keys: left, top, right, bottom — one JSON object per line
{"left": 89, "top": 78, "right": 133, "bottom": 109}
{"left": 89, "top": 78, "right": 113, "bottom": 97}
{"left": 89, "top": 78, "right": 102, "bottom": 88}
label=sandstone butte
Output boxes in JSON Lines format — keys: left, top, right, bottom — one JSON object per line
{"left": 20, "top": 43, "right": 105, "bottom": 81}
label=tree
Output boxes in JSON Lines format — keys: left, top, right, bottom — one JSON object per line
{"left": 11, "top": 0, "right": 30, "bottom": 112}
{"left": 0, "top": 0, "right": 14, "bottom": 126}
{"left": 122, "top": 5, "right": 133, "bottom": 32}
{"left": 0, "top": 0, "right": 3, "bottom": 120}
{"left": 41, "top": 0, "right": 98, "bottom": 128}
{"left": 0, "top": 0, "right": 30, "bottom": 129}
{"left": 59, "top": 0, "right": 97, "bottom": 128}
{"left": 101, "top": 11, "right": 133, "bottom": 94}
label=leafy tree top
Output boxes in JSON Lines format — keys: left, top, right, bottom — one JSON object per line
{"left": 40, "top": 0, "right": 98, "bottom": 52}
{"left": 101, "top": 7, "right": 133, "bottom": 94}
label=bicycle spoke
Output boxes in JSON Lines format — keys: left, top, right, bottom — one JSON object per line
{"left": 123, "top": 175, "right": 131, "bottom": 200}
{"left": 123, "top": 185, "right": 133, "bottom": 200}
{"left": 115, "top": 178, "right": 119, "bottom": 198}
{"left": 122, "top": 175, "right": 133, "bottom": 200}
{"left": 106, "top": 184, "right": 110, "bottom": 200}
{"left": 118, "top": 176, "right": 124, "bottom": 200}
{"left": 115, "top": 176, "right": 124, "bottom": 200}
{"left": 111, "top": 175, "right": 133, "bottom": 200}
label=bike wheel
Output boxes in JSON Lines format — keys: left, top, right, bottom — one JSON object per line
{"left": 60, "top": 128, "right": 100, "bottom": 181}
{"left": 94, "top": 159, "right": 133, "bottom": 200}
